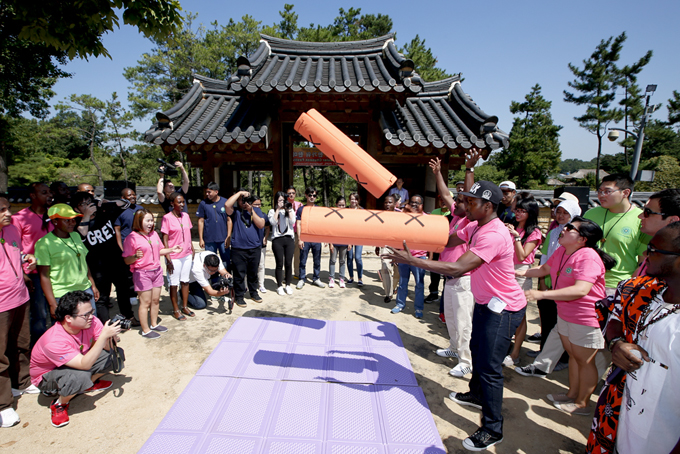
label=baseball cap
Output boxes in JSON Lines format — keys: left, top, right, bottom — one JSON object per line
{"left": 48, "top": 203, "right": 83, "bottom": 220}
{"left": 499, "top": 181, "right": 516, "bottom": 191}
{"left": 552, "top": 192, "right": 579, "bottom": 204}
{"left": 461, "top": 181, "right": 503, "bottom": 205}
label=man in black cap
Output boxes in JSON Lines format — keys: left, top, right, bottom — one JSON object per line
{"left": 384, "top": 180, "right": 527, "bottom": 451}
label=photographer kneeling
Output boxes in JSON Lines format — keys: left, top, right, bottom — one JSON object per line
{"left": 187, "top": 251, "right": 233, "bottom": 310}
{"left": 29, "top": 291, "right": 125, "bottom": 428}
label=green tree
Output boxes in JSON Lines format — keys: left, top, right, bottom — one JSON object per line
{"left": 400, "top": 35, "right": 451, "bottom": 82}
{"left": 5, "top": 0, "right": 182, "bottom": 59}
{"left": 564, "top": 32, "right": 627, "bottom": 187}
{"left": 450, "top": 164, "right": 507, "bottom": 186}
{"left": 559, "top": 158, "right": 596, "bottom": 174}
{"left": 491, "top": 84, "right": 561, "bottom": 188}
{"left": 638, "top": 155, "right": 680, "bottom": 191}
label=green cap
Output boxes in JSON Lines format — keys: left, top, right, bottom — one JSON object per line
{"left": 48, "top": 203, "right": 83, "bottom": 220}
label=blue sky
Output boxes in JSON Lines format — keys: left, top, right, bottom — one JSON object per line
{"left": 50, "top": 0, "right": 680, "bottom": 162}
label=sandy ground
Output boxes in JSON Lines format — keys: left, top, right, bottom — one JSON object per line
{"left": 3, "top": 246, "right": 593, "bottom": 454}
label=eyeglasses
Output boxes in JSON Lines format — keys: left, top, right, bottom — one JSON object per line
{"left": 307, "top": 194, "right": 317, "bottom": 198}
{"left": 564, "top": 223, "right": 584, "bottom": 236}
{"left": 642, "top": 207, "right": 666, "bottom": 218}
{"left": 74, "top": 309, "right": 95, "bottom": 319}
{"left": 647, "top": 244, "right": 680, "bottom": 256}
{"left": 287, "top": 192, "right": 296, "bottom": 196}
{"left": 597, "top": 188, "right": 621, "bottom": 196}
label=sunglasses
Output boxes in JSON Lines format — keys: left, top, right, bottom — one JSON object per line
{"left": 564, "top": 223, "right": 584, "bottom": 236}
{"left": 647, "top": 244, "right": 680, "bottom": 256}
{"left": 642, "top": 207, "right": 666, "bottom": 218}
{"left": 307, "top": 194, "right": 317, "bottom": 198}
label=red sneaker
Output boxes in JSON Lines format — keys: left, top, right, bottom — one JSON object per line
{"left": 438, "top": 313, "right": 446, "bottom": 324}
{"left": 50, "top": 400, "right": 70, "bottom": 428}
{"left": 84, "top": 379, "right": 112, "bottom": 393}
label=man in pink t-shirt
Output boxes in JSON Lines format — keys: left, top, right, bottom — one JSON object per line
{"left": 384, "top": 180, "right": 526, "bottom": 451}
{"left": 30, "top": 291, "right": 123, "bottom": 428}
{"left": 11, "top": 183, "right": 54, "bottom": 345}
{"left": 0, "top": 197, "right": 38, "bottom": 427}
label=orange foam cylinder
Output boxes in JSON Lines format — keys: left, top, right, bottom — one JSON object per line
{"left": 299, "top": 206, "right": 450, "bottom": 253}
{"left": 294, "top": 109, "right": 397, "bottom": 199}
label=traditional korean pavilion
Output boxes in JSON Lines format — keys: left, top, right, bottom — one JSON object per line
{"left": 144, "top": 33, "right": 509, "bottom": 209}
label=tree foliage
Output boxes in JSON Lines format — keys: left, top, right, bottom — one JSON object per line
{"left": 400, "top": 35, "right": 451, "bottom": 82}
{"left": 4, "top": 0, "right": 183, "bottom": 59}
{"left": 491, "top": 84, "right": 561, "bottom": 188}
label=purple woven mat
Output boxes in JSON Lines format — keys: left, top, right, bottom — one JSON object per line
{"left": 140, "top": 318, "right": 445, "bottom": 454}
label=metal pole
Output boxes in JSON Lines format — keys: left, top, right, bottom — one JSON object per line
{"left": 629, "top": 94, "right": 651, "bottom": 181}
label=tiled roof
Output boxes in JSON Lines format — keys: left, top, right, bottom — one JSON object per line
{"left": 228, "top": 34, "right": 422, "bottom": 94}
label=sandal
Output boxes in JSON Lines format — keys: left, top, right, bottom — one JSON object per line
{"left": 172, "top": 310, "right": 186, "bottom": 321}
{"left": 181, "top": 307, "right": 195, "bottom": 317}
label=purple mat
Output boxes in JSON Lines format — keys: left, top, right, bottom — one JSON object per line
{"left": 140, "top": 318, "right": 445, "bottom": 454}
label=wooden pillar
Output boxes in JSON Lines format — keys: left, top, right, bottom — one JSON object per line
{"left": 270, "top": 120, "right": 282, "bottom": 194}
{"left": 365, "top": 116, "right": 380, "bottom": 209}
{"left": 201, "top": 151, "right": 213, "bottom": 188}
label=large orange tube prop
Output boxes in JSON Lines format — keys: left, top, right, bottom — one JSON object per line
{"left": 294, "top": 109, "right": 397, "bottom": 199}
{"left": 299, "top": 206, "right": 449, "bottom": 253}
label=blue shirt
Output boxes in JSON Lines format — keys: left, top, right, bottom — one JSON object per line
{"left": 229, "top": 206, "right": 265, "bottom": 249}
{"left": 388, "top": 187, "right": 409, "bottom": 207}
{"left": 115, "top": 205, "right": 145, "bottom": 243}
{"left": 197, "top": 197, "right": 228, "bottom": 243}
{"left": 296, "top": 205, "right": 321, "bottom": 245}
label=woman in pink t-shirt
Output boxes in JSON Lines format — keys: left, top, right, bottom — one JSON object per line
{"left": 518, "top": 217, "right": 615, "bottom": 415}
{"left": 123, "top": 210, "right": 181, "bottom": 339}
{"left": 161, "top": 193, "right": 194, "bottom": 322}
{"left": 504, "top": 197, "right": 544, "bottom": 366}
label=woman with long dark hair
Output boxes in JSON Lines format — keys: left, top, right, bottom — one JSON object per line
{"left": 503, "top": 198, "right": 543, "bottom": 366}
{"left": 268, "top": 191, "right": 296, "bottom": 295}
{"left": 518, "top": 217, "right": 615, "bottom": 415}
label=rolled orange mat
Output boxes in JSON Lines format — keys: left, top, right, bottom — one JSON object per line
{"left": 299, "top": 206, "right": 450, "bottom": 253}
{"left": 294, "top": 109, "right": 397, "bottom": 199}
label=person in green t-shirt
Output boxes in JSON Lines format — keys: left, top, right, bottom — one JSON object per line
{"left": 583, "top": 174, "right": 650, "bottom": 290}
{"left": 35, "top": 204, "right": 99, "bottom": 320}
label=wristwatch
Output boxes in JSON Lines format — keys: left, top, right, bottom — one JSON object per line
{"left": 465, "top": 168, "right": 474, "bottom": 172}
{"left": 514, "top": 237, "right": 522, "bottom": 242}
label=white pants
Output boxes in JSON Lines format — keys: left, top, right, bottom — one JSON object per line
{"left": 514, "top": 263, "right": 533, "bottom": 291}
{"left": 532, "top": 324, "right": 610, "bottom": 376}
{"left": 257, "top": 244, "right": 267, "bottom": 288}
{"left": 378, "top": 248, "right": 398, "bottom": 297}
{"left": 168, "top": 255, "right": 192, "bottom": 286}
{"left": 443, "top": 276, "right": 474, "bottom": 368}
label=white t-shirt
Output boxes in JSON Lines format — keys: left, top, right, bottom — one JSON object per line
{"left": 189, "top": 251, "right": 225, "bottom": 288}
{"left": 616, "top": 291, "right": 680, "bottom": 454}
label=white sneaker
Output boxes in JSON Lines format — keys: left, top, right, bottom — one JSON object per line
{"left": 502, "top": 355, "right": 519, "bottom": 367}
{"left": 277, "top": 286, "right": 286, "bottom": 296}
{"left": 449, "top": 364, "right": 472, "bottom": 378}
{"left": 285, "top": 285, "right": 293, "bottom": 295}
{"left": 328, "top": 278, "right": 335, "bottom": 288}
{"left": 11, "top": 384, "right": 40, "bottom": 397}
{"left": 296, "top": 280, "right": 305, "bottom": 289}
{"left": 339, "top": 278, "right": 345, "bottom": 288}
{"left": 312, "top": 279, "right": 326, "bottom": 288}
{"left": 435, "top": 348, "right": 458, "bottom": 358}
{"left": 0, "top": 407, "right": 20, "bottom": 428}
{"left": 259, "top": 286, "right": 267, "bottom": 294}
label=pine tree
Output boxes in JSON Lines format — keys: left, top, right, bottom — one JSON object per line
{"left": 492, "top": 84, "right": 561, "bottom": 188}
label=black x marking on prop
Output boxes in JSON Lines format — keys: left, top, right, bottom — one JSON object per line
{"left": 331, "top": 154, "right": 345, "bottom": 166}
{"left": 355, "top": 174, "right": 368, "bottom": 187}
{"left": 404, "top": 214, "right": 425, "bottom": 227}
{"left": 364, "top": 211, "right": 384, "bottom": 224}
{"left": 324, "top": 208, "right": 344, "bottom": 219}
{"left": 308, "top": 134, "right": 321, "bottom": 147}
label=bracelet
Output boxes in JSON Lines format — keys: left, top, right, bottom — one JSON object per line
{"left": 514, "top": 237, "right": 522, "bottom": 242}
{"left": 608, "top": 336, "right": 624, "bottom": 351}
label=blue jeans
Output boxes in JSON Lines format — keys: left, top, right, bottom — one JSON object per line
{"left": 395, "top": 259, "right": 426, "bottom": 312}
{"left": 205, "top": 241, "right": 230, "bottom": 269}
{"left": 299, "top": 242, "right": 321, "bottom": 282}
{"left": 468, "top": 303, "right": 526, "bottom": 437}
{"left": 28, "top": 274, "right": 50, "bottom": 345}
{"left": 347, "top": 245, "right": 363, "bottom": 280}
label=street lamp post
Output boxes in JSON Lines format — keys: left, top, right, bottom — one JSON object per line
{"left": 607, "top": 84, "right": 657, "bottom": 181}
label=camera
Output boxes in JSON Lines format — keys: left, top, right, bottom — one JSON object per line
{"left": 211, "top": 275, "right": 234, "bottom": 291}
{"left": 284, "top": 201, "right": 293, "bottom": 210}
{"left": 108, "top": 314, "right": 132, "bottom": 330}
{"left": 241, "top": 195, "right": 256, "bottom": 205}
{"left": 157, "top": 158, "right": 179, "bottom": 177}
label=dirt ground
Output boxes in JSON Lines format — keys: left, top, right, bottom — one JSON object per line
{"left": 3, "top": 246, "right": 593, "bottom": 454}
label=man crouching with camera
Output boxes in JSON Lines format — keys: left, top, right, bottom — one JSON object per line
{"left": 187, "top": 251, "right": 234, "bottom": 312}
{"left": 29, "top": 291, "right": 125, "bottom": 428}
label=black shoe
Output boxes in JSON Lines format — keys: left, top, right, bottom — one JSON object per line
{"left": 449, "top": 391, "right": 482, "bottom": 410}
{"left": 384, "top": 296, "right": 392, "bottom": 303}
{"left": 424, "top": 293, "right": 439, "bottom": 303}
{"left": 514, "top": 364, "right": 548, "bottom": 377}
{"left": 250, "top": 293, "right": 263, "bottom": 303}
{"left": 526, "top": 332, "right": 542, "bottom": 344}
{"left": 235, "top": 299, "right": 247, "bottom": 308}
{"left": 462, "top": 428, "right": 503, "bottom": 451}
